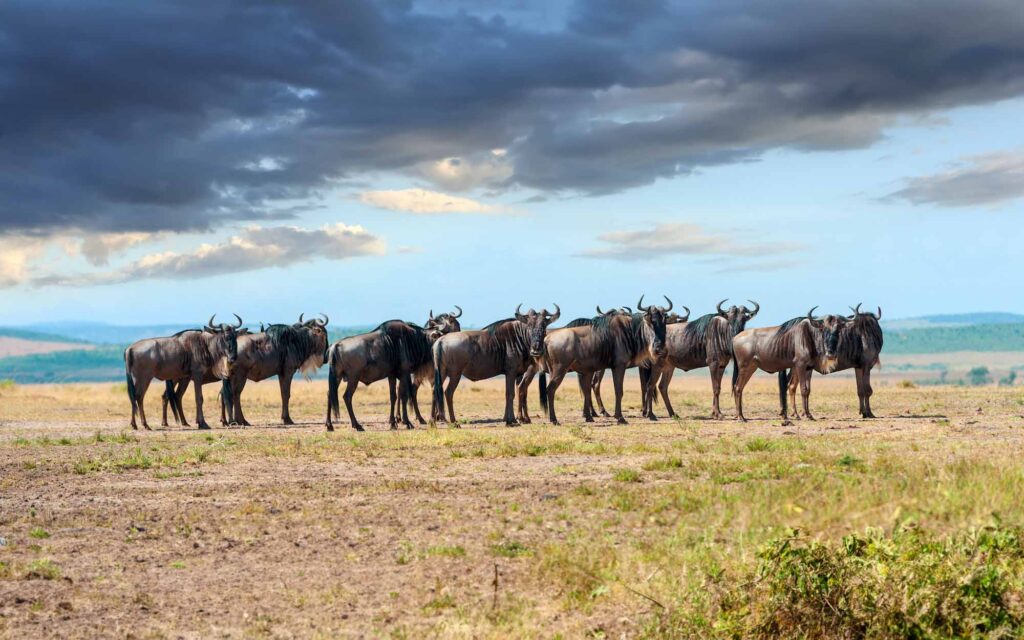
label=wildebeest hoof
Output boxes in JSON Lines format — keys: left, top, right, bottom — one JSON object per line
{"left": 197, "top": 423, "right": 210, "bottom": 430}
{"left": 648, "top": 414, "right": 658, "bottom": 422}
{"left": 449, "top": 422, "right": 461, "bottom": 429}
{"left": 325, "top": 423, "right": 334, "bottom": 432}
{"left": 806, "top": 415, "right": 816, "bottom": 421}
{"left": 551, "top": 420, "right": 560, "bottom": 426}
{"left": 506, "top": 421, "right": 519, "bottom": 427}
{"left": 781, "top": 419, "right": 793, "bottom": 427}
{"left": 352, "top": 424, "right": 364, "bottom": 432}
{"left": 417, "top": 418, "right": 427, "bottom": 425}
{"left": 616, "top": 417, "right": 627, "bottom": 425}
{"left": 283, "top": 418, "right": 295, "bottom": 426}
{"left": 600, "top": 411, "right": 610, "bottom": 418}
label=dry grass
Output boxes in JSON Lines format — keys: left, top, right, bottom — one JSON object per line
{"left": 1, "top": 375, "right": 1023, "bottom": 637}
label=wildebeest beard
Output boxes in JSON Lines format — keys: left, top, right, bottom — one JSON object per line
{"left": 261, "top": 323, "right": 329, "bottom": 379}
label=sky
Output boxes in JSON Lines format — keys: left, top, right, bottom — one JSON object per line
{"left": 1, "top": 0, "right": 1023, "bottom": 329}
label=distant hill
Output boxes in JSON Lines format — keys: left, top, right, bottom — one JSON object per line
{"left": 886, "top": 322, "right": 1024, "bottom": 354}
{"left": 885, "top": 312, "right": 1024, "bottom": 330}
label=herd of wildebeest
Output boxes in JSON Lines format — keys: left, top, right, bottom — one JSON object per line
{"left": 123, "top": 298, "right": 883, "bottom": 431}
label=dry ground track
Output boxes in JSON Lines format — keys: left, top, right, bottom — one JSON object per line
{"left": 1, "top": 377, "right": 1023, "bottom": 638}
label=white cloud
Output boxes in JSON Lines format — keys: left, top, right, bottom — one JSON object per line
{"left": 0, "top": 236, "right": 48, "bottom": 288}
{"left": 77, "top": 232, "right": 157, "bottom": 266}
{"left": 578, "top": 223, "right": 804, "bottom": 261}
{"left": 358, "top": 188, "right": 504, "bottom": 215}
{"left": 27, "top": 224, "right": 385, "bottom": 287}
{"left": 886, "top": 151, "right": 1024, "bottom": 207}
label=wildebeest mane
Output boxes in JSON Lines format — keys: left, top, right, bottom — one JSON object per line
{"left": 482, "top": 319, "right": 529, "bottom": 364}
{"left": 484, "top": 318, "right": 515, "bottom": 334}
{"left": 565, "top": 317, "right": 594, "bottom": 328}
{"left": 838, "top": 315, "right": 883, "bottom": 364}
{"left": 264, "top": 323, "right": 327, "bottom": 372}
{"left": 775, "top": 316, "right": 806, "bottom": 336}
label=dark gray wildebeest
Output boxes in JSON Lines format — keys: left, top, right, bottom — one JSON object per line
{"left": 539, "top": 296, "right": 672, "bottom": 425}
{"left": 325, "top": 313, "right": 460, "bottom": 431}
{"left": 406, "top": 307, "right": 463, "bottom": 423}
{"left": 124, "top": 315, "right": 244, "bottom": 430}
{"left": 642, "top": 299, "right": 759, "bottom": 420}
{"left": 780, "top": 304, "right": 883, "bottom": 419}
{"left": 432, "top": 305, "right": 560, "bottom": 427}
{"left": 163, "top": 314, "right": 330, "bottom": 427}
{"left": 730, "top": 308, "right": 846, "bottom": 424}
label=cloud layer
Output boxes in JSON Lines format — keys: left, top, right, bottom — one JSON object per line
{"left": 887, "top": 151, "right": 1024, "bottom": 207}
{"left": 358, "top": 189, "right": 501, "bottom": 214}
{"left": 28, "top": 224, "right": 384, "bottom": 287}
{"left": 579, "top": 223, "right": 803, "bottom": 262}
{"left": 2, "top": 0, "right": 1023, "bottom": 235}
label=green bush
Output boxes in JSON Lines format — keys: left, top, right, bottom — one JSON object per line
{"left": 646, "top": 525, "right": 1024, "bottom": 638}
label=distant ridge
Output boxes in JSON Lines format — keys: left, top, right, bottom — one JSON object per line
{"left": 884, "top": 312, "right": 1024, "bottom": 330}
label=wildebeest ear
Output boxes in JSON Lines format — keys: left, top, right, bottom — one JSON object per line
{"left": 239, "top": 328, "right": 250, "bottom": 335}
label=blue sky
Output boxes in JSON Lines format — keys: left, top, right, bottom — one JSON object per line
{"left": 1, "top": 1, "right": 1023, "bottom": 328}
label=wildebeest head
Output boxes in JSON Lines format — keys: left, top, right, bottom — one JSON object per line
{"left": 204, "top": 313, "right": 244, "bottom": 365}
{"left": 425, "top": 306, "right": 463, "bottom": 341}
{"left": 847, "top": 303, "right": 882, "bottom": 323}
{"left": 637, "top": 295, "right": 673, "bottom": 357}
{"left": 295, "top": 313, "right": 330, "bottom": 343}
{"left": 665, "top": 305, "right": 690, "bottom": 325}
{"left": 807, "top": 307, "right": 847, "bottom": 368}
{"left": 515, "top": 303, "right": 560, "bottom": 357}
{"left": 717, "top": 299, "right": 760, "bottom": 335}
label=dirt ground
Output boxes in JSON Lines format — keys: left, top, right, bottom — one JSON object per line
{"left": 1, "top": 374, "right": 1023, "bottom": 638}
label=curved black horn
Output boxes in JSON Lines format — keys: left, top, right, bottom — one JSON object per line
{"left": 663, "top": 295, "right": 673, "bottom": 312}
{"left": 621, "top": 306, "right": 632, "bottom": 314}
{"left": 596, "top": 305, "right": 605, "bottom": 315}
{"left": 681, "top": 305, "right": 691, "bottom": 321}
{"left": 638, "top": 295, "right": 650, "bottom": 312}
{"left": 515, "top": 303, "right": 525, "bottom": 321}
{"left": 233, "top": 313, "right": 243, "bottom": 328}
{"left": 807, "top": 306, "right": 819, "bottom": 321}
{"left": 318, "top": 313, "right": 329, "bottom": 327}
{"left": 297, "top": 313, "right": 304, "bottom": 325}
{"left": 876, "top": 306, "right": 882, "bottom": 320}
{"left": 717, "top": 299, "right": 728, "bottom": 315}
{"left": 548, "top": 303, "right": 560, "bottom": 322}
{"left": 207, "top": 314, "right": 217, "bottom": 330}
{"left": 854, "top": 302, "right": 863, "bottom": 315}
{"left": 452, "top": 305, "right": 462, "bottom": 318}
{"left": 429, "top": 309, "right": 434, "bottom": 320}
{"left": 748, "top": 300, "right": 760, "bottom": 317}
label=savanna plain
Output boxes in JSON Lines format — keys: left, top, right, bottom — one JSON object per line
{"left": 2, "top": 375, "right": 1024, "bottom": 639}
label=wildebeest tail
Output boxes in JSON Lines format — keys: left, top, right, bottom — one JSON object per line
{"left": 432, "top": 341, "right": 444, "bottom": 415}
{"left": 539, "top": 372, "right": 548, "bottom": 410}
{"left": 124, "top": 348, "right": 138, "bottom": 414}
{"left": 731, "top": 353, "right": 740, "bottom": 394}
{"left": 778, "top": 370, "right": 789, "bottom": 415}
{"left": 327, "top": 350, "right": 341, "bottom": 418}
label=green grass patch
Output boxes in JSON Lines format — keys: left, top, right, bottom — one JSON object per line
{"left": 612, "top": 468, "right": 642, "bottom": 483}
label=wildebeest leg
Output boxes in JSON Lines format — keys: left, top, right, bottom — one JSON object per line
{"left": 503, "top": 373, "right": 519, "bottom": 427}
{"left": 444, "top": 374, "right": 462, "bottom": 426}
{"left": 279, "top": 373, "right": 295, "bottom": 425}
{"left": 387, "top": 376, "right": 398, "bottom": 429}
{"left": 398, "top": 374, "right": 415, "bottom": 429}
{"left": 579, "top": 372, "right": 597, "bottom": 422}
{"left": 410, "top": 381, "right": 427, "bottom": 425}
{"left": 732, "top": 362, "right": 758, "bottom": 422}
{"left": 161, "top": 381, "right": 174, "bottom": 427}
{"left": 709, "top": 362, "right": 726, "bottom": 420}
{"left": 232, "top": 376, "right": 250, "bottom": 426}
{"left": 173, "top": 379, "right": 191, "bottom": 427}
{"left": 800, "top": 369, "right": 815, "bottom": 420}
{"left": 788, "top": 373, "right": 800, "bottom": 420}
{"left": 516, "top": 366, "right": 536, "bottom": 424}
{"left": 133, "top": 376, "right": 152, "bottom": 430}
{"left": 544, "top": 369, "right": 567, "bottom": 425}
{"left": 643, "top": 369, "right": 658, "bottom": 422}
{"left": 193, "top": 374, "right": 210, "bottom": 430}
{"left": 658, "top": 367, "right": 676, "bottom": 418}
{"left": 343, "top": 377, "right": 363, "bottom": 431}
{"left": 859, "top": 367, "right": 877, "bottom": 418}
{"left": 592, "top": 370, "right": 610, "bottom": 417}
{"left": 611, "top": 366, "right": 627, "bottom": 425}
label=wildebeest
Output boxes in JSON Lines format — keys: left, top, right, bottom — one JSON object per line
{"left": 539, "top": 296, "right": 672, "bottom": 425}
{"left": 730, "top": 308, "right": 846, "bottom": 423}
{"left": 405, "top": 307, "right": 463, "bottom": 423}
{"left": 432, "top": 305, "right": 560, "bottom": 427}
{"left": 325, "top": 312, "right": 461, "bottom": 431}
{"left": 643, "top": 299, "right": 759, "bottom": 419}
{"left": 163, "top": 314, "right": 330, "bottom": 427}
{"left": 780, "top": 304, "right": 883, "bottom": 419}
{"left": 124, "top": 315, "right": 244, "bottom": 430}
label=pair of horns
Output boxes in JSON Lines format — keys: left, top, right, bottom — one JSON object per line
{"left": 717, "top": 299, "right": 760, "bottom": 316}
{"left": 515, "top": 303, "right": 561, "bottom": 321}
{"left": 638, "top": 295, "right": 673, "bottom": 312}
{"left": 207, "top": 313, "right": 243, "bottom": 331}
{"left": 429, "top": 305, "right": 463, "bottom": 320}
{"left": 297, "top": 313, "right": 329, "bottom": 327}
{"left": 595, "top": 305, "right": 632, "bottom": 315}
{"left": 848, "top": 303, "right": 882, "bottom": 320}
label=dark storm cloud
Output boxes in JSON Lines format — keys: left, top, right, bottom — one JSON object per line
{"left": 2, "top": 0, "right": 1023, "bottom": 233}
